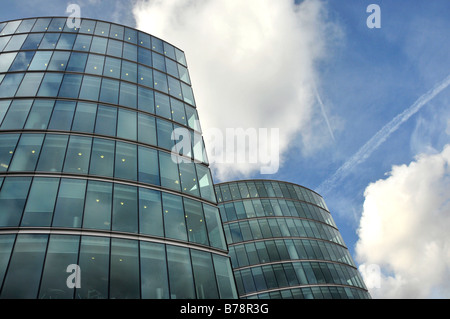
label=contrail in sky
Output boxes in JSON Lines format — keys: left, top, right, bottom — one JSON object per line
{"left": 316, "top": 73, "right": 450, "bottom": 195}
{"left": 314, "top": 83, "right": 336, "bottom": 142}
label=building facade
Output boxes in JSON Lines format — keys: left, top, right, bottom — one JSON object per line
{"left": 215, "top": 180, "right": 371, "bottom": 299}
{"left": 0, "top": 17, "right": 237, "bottom": 299}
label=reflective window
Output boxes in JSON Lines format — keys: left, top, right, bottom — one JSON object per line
{"left": 103, "top": 56, "right": 121, "bottom": 78}
{"left": 16, "top": 19, "right": 36, "bottom": 33}
{"left": 140, "top": 242, "right": 168, "bottom": 298}
{"left": 138, "top": 31, "right": 151, "bottom": 48}
{"left": 196, "top": 164, "right": 216, "bottom": 202}
{"left": 163, "top": 42, "right": 176, "bottom": 60}
{"left": 39, "top": 235, "right": 79, "bottom": 299}
{"left": 94, "top": 21, "right": 110, "bottom": 36}
{"left": 159, "top": 151, "right": 180, "bottom": 191}
{"left": 123, "top": 42, "right": 137, "bottom": 61}
{"left": 110, "top": 238, "right": 140, "bottom": 299}
{"left": 0, "top": 235, "right": 15, "bottom": 288}
{"left": 31, "top": 18, "right": 51, "bottom": 32}
{"left": 166, "top": 58, "right": 179, "bottom": 78}
{"left": 52, "top": 178, "right": 86, "bottom": 228}
{"left": 9, "top": 51, "right": 34, "bottom": 71}
{"left": 137, "top": 113, "right": 157, "bottom": 145}
{"left": 138, "top": 146, "right": 159, "bottom": 185}
{"left": 24, "top": 99, "right": 54, "bottom": 129}
{"left": 89, "top": 138, "right": 115, "bottom": 177}
{"left": 157, "top": 119, "right": 174, "bottom": 150}
{"left": 0, "top": 36, "right": 11, "bottom": 52}
{"left": 151, "top": 36, "right": 164, "bottom": 54}
{"left": 47, "top": 18, "right": 66, "bottom": 31}
{"left": 77, "top": 236, "right": 110, "bottom": 299}
{"left": 155, "top": 92, "right": 171, "bottom": 119}
{"left": 168, "top": 77, "right": 182, "bottom": 99}
{"left": 0, "top": 20, "right": 21, "bottom": 35}
{"left": 124, "top": 28, "right": 137, "bottom": 44}
{"left": 73, "top": 34, "right": 92, "bottom": 51}
{"left": 137, "top": 86, "right": 154, "bottom": 113}
{"left": 112, "top": 184, "right": 138, "bottom": 233}
{"left": 47, "top": 51, "right": 70, "bottom": 71}
{"left": 179, "top": 161, "right": 199, "bottom": 197}
{"left": 153, "top": 70, "right": 168, "bottom": 93}
{"left": 203, "top": 204, "right": 227, "bottom": 250}
{"left": 58, "top": 74, "right": 82, "bottom": 98}
{"left": 21, "top": 177, "right": 59, "bottom": 226}
{"left": 37, "top": 72, "right": 63, "bottom": 97}
{"left": 95, "top": 105, "right": 117, "bottom": 136}
{"left": 72, "top": 102, "right": 97, "bottom": 133}
{"left": 99, "top": 78, "right": 119, "bottom": 104}
{"left": 39, "top": 33, "right": 60, "bottom": 49}
{"left": 66, "top": 51, "right": 87, "bottom": 72}
{"left": 138, "top": 188, "right": 163, "bottom": 237}
{"left": 138, "top": 47, "right": 152, "bottom": 67}
{"left": 36, "top": 134, "right": 69, "bottom": 172}
{"left": 162, "top": 192, "right": 186, "bottom": 241}
{"left": 63, "top": 135, "right": 92, "bottom": 174}
{"left": 85, "top": 54, "right": 105, "bottom": 75}
{"left": 115, "top": 142, "right": 137, "bottom": 181}
{"left": 0, "top": 177, "right": 32, "bottom": 226}
{"left": 109, "top": 24, "right": 124, "bottom": 40}
{"left": 0, "top": 133, "right": 19, "bottom": 172}
{"left": 90, "top": 36, "right": 108, "bottom": 54}
{"left": 178, "top": 64, "right": 191, "bottom": 84}
{"left": 182, "top": 82, "right": 195, "bottom": 106}
{"left": 79, "top": 19, "right": 96, "bottom": 34}
{"left": 166, "top": 246, "right": 195, "bottom": 299}
{"left": 48, "top": 100, "right": 76, "bottom": 130}
{"left": 0, "top": 73, "right": 24, "bottom": 97}
{"left": 56, "top": 33, "right": 76, "bottom": 50}
{"left": 117, "top": 108, "right": 137, "bottom": 140}
{"left": 0, "top": 100, "right": 33, "bottom": 130}
{"left": 119, "top": 81, "right": 137, "bottom": 108}
{"left": 9, "top": 134, "right": 44, "bottom": 172}
{"left": 4, "top": 34, "right": 27, "bottom": 51}
{"left": 106, "top": 39, "right": 123, "bottom": 57}
{"left": 83, "top": 181, "right": 112, "bottom": 230}
{"left": 213, "top": 254, "right": 238, "bottom": 299}
{"left": 121, "top": 60, "right": 137, "bottom": 81}
{"left": 0, "top": 234, "right": 48, "bottom": 299}
{"left": 138, "top": 64, "right": 153, "bottom": 87}
{"left": 191, "top": 250, "right": 219, "bottom": 298}
{"left": 79, "top": 75, "right": 101, "bottom": 100}
{"left": 21, "top": 33, "right": 43, "bottom": 50}
{"left": 0, "top": 52, "right": 17, "bottom": 72}
{"left": 184, "top": 198, "right": 208, "bottom": 245}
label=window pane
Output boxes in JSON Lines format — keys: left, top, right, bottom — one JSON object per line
{"left": 184, "top": 198, "right": 208, "bottom": 245}
{"left": 151, "top": 36, "right": 163, "bottom": 54}
{"left": 79, "top": 75, "right": 101, "bottom": 101}
{"left": 0, "top": 177, "right": 32, "bottom": 226}
{"left": 168, "top": 77, "right": 183, "bottom": 99}
{"left": 117, "top": 108, "right": 137, "bottom": 140}
{"left": 157, "top": 119, "right": 174, "bottom": 150}
{"left": 191, "top": 250, "right": 219, "bottom": 299}
{"left": 212, "top": 254, "right": 238, "bottom": 299}
{"left": 124, "top": 28, "right": 137, "bottom": 44}
{"left": 138, "top": 31, "right": 151, "bottom": 48}
{"left": 0, "top": 99, "right": 33, "bottom": 130}
{"left": 77, "top": 236, "right": 110, "bottom": 299}
{"left": 31, "top": 18, "right": 51, "bottom": 32}
{"left": 94, "top": 21, "right": 110, "bottom": 36}
{"left": 85, "top": 54, "right": 105, "bottom": 75}
{"left": 89, "top": 138, "right": 115, "bottom": 177}
{"left": 47, "top": 17, "right": 66, "bottom": 31}
{"left": 99, "top": 78, "right": 119, "bottom": 104}
{"left": 0, "top": 133, "right": 19, "bottom": 172}
{"left": 121, "top": 60, "right": 137, "bottom": 81}
{"left": 0, "top": 20, "right": 21, "bottom": 35}
{"left": 115, "top": 142, "right": 137, "bottom": 181}
{"left": 28, "top": 51, "right": 51, "bottom": 70}
{"left": 0, "top": 36, "right": 11, "bottom": 51}
{"left": 73, "top": 34, "right": 92, "bottom": 51}
{"left": 0, "top": 73, "right": 24, "bottom": 97}
{"left": 165, "top": 58, "right": 178, "bottom": 78}
{"left": 56, "top": 33, "right": 76, "bottom": 50}
{"left": 0, "top": 235, "right": 15, "bottom": 289}
{"left": 94, "top": 105, "right": 117, "bottom": 136}
{"left": 24, "top": 100, "right": 54, "bottom": 129}
{"left": 0, "top": 52, "right": 18, "bottom": 72}
{"left": 179, "top": 158, "right": 198, "bottom": 194}
{"left": 119, "top": 81, "right": 137, "bottom": 108}
{"left": 155, "top": 92, "right": 171, "bottom": 119}
{"left": 123, "top": 42, "right": 137, "bottom": 61}
{"left": 39, "top": 33, "right": 60, "bottom": 49}
{"left": 171, "top": 98, "right": 186, "bottom": 125}
{"left": 138, "top": 188, "right": 163, "bottom": 237}
{"left": 83, "top": 181, "right": 112, "bottom": 230}
{"left": 138, "top": 47, "right": 152, "bottom": 66}
{"left": 196, "top": 164, "right": 216, "bottom": 202}
{"left": 203, "top": 204, "right": 227, "bottom": 250}
{"left": 140, "top": 242, "right": 168, "bottom": 299}
{"left": 4, "top": 34, "right": 27, "bottom": 51}
{"left": 152, "top": 53, "right": 166, "bottom": 72}
{"left": 52, "top": 178, "right": 86, "bottom": 228}
{"left": 112, "top": 184, "right": 138, "bottom": 233}
{"left": 9, "top": 134, "right": 44, "bottom": 172}
{"left": 66, "top": 52, "right": 88, "bottom": 72}
{"left": 166, "top": 246, "right": 195, "bottom": 299}
{"left": 163, "top": 42, "right": 176, "bottom": 60}
{"left": 37, "top": 73, "right": 63, "bottom": 97}
{"left": 39, "top": 235, "right": 79, "bottom": 299}
{"left": 103, "top": 56, "right": 121, "bottom": 78}
{"left": 159, "top": 151, "right": 180, "bottom": 191}
{"left": 178, "top": 64, "right": 191, "bottom": 84}
{"left": 138, "top": 146, "right": 159, "bottom": 185}
{"left": 106, "top": 38, "right": 122, "bottom": 57}
{"left": 72, "top": 102, "right": 97, "bottom": 133}
{"left": 110, "top": 238, "right": 140, "bottom": 299}
{"left": 48, "top": 100, "right": 76, "bottom": 130}
{"left": 79, "top": 19, "right": 96, "bottom": 34}
{"left": 58, "top": 74, "right": 82, "bottom": 98}
{"left": 9, "top": 51, "right": 34, "bottom": 71}
{"left": 162, "top": 193, "right": 186, "bottom": 241}
{"left": 137, "top": 86, "right": 154, "bottom": 113}
{"left": 63, "top": 135, "right": 92, "bottom": 174}
{"left": 47, "top": 51, "right": 70, "bottom": 71}
{"left": 182, "top": 82, "right": 195, "bottom": 106}
{"left": 21, "top": 33, "right": 44, "bottom": 50}
{"left": 153, "top": 70, "right": 168, "bottom": 93}
{"left": 89, "top": 36, "right": 107, "bottom": 54}
{"left": 0, "top": 234, "right": 48, "bottom": 299}
{"left": 36, "top": 134, "right": 69, "bottom": 172}
{"left": 109, "top": 24, "right": 124, "bottom": 40}
{"left": 21, "top": 177, "right": 59, "bottom": 226}
{"left": 138, "top": 64, "right": 153, "bottom": 87}
{"left": 137, "top": 113, "right": 157, "bottom": 145}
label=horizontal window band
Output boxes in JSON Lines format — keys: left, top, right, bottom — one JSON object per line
{"left": 0, "top": 226, "right": 229, "bottom": 257}
{"left": 232, "top": 258, "right": 358, "bottom": 272}
{"left": 227, "top": 236, "right": 350, "bottom": 251}
{"left": 0, "top": 172, "right": 218, "bottom": 207}
{"left": 239, "top": 283, "right": 370, "bottom": 299}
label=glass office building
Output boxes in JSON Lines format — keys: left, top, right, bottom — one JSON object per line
{"left": 0, "top": 17, "right": 237, "bottom": 299}
{"left": 215, "top": 180, "right": 371, "bottom": 299}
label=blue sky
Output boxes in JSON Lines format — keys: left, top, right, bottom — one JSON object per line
{"left": 1, "top": 0, "right": 449, "bottom": 298}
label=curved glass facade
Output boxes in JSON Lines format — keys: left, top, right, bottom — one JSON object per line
{"left": 0, "top": 17, "right": 237, "bottom": 299}
{"left": 215, "top": 180, "right": 371, "bottom": 299}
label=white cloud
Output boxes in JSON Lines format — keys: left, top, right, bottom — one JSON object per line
{"left": 355, "top": 145, "right": 450, "bottom": 299}
{"left": 132, "top": 0, "right": 338, "bottom": 181}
